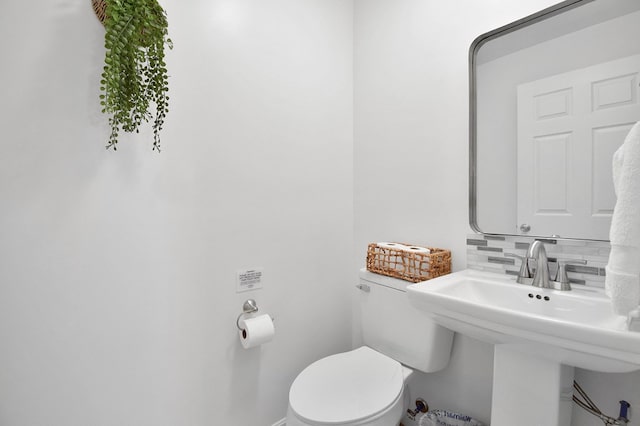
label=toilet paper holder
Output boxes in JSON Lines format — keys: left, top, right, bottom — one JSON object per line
{"left": 236, "top": 299, "right": 259, "bottom": 330}
{"left": 236, "top": 299, "right": 275, "bottom": 330}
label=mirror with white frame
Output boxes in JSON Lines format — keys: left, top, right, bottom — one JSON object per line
{"left": 470, "top": 0, "right": 640, "bottom": 241}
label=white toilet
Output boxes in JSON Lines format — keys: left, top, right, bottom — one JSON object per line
{"left": 286, "top": 269, "right": 454, "bottom": 426}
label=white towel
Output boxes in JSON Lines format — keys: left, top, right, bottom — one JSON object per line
{"left": 606, "top": 266, "right": 640, "bottom": 315}
{"left": 628, "top": 308, "right": 640, "bottom": 332}
{"left": 610, "top": 122, "right": 640, "bottom": 246}
{"left": 606, "top": 121, "right": 640, "bottom": 316}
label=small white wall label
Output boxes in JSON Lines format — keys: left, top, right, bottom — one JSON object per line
{"left": 236, "top": 268, "right": 263, "bottom": 293}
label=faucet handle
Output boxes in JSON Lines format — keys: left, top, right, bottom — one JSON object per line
{"left": 505, "top": 253, "right": 531, "bottom": 283}
{"left": 554, "top": 259, "right": 587, "bottom": 290}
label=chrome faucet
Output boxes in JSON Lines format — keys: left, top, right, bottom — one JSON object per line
{"left": 527, "top": 240, "right": 551, "bottom": 289}
{"left": 504, "top": 252, "right": 532, "bottom": 285}
{"left": 506, "top": 240, "right": 587, "bottom": 291}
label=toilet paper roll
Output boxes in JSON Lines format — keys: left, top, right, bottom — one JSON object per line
{"left": 405, "top": 245, "right": 431, "bottom": 254}
{"left": 377, "top": 242, "right": 408, "bottom": 250}
{"left": 403, "top": 246, "right": 431, "bottom": 272}
{"left": 238, "top": 314, "right": 275, "bottom": 349}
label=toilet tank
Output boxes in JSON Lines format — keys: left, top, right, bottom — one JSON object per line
{"left": 357, "top": 268, "right": 453, "bottom": 373}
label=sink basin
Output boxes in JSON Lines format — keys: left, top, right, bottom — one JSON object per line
{"left": 407, "top": 269, "right": 640, "bottom": 373}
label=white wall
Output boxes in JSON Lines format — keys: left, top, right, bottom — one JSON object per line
{"left": 0, "top": 1, "right": 353, "bottom": 425}
{"left": 353, "top": 0, "right": 559, "bottom": 273}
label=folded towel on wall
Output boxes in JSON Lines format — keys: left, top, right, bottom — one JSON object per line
{"left": 606, "top": 266, "right": 640, "bottom": 315}
{"left": 628, "top": 308, "right": 640, "bottom": 332}
{"left": 610, "top": 122, "right": 640, "bottom": 246}
{"left": 606, "top": 121, "right": 640, "bottom": 316}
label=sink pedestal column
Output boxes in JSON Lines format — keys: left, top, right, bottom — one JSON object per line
{"left": 491, "top": 345, "right": 575, "bottom": 426}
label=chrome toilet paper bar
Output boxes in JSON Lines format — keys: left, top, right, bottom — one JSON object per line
{"left": 236, "top": 299, "right": 259, "bottom": 330}
{"left": 236, "top": 299, "right": 275, "bottom": 330}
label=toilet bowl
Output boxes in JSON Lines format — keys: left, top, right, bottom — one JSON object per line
{"left": 287, "top": 346, "right": 412, "bottom": 426}
{"left": 286, "top": 270, "right": 455, "bottom": 426}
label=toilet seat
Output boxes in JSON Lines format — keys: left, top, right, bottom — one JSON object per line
{"left": 288, "top": 346, "right": 404, "bottom": 425}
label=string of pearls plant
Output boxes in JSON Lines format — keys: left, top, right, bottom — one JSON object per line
{"left": 99, "top": 0, "right": 173, "bottom": 151}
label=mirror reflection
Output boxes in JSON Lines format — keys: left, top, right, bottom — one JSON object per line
{"left": 472, "top": 0, "right": 640, "bottom": 240}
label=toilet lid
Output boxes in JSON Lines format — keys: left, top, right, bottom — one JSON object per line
{"left": 289, "top": 346, "right": 404, "bottom": 424}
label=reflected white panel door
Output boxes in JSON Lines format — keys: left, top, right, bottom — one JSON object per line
{"left": 517, "top": 55, "right": 640, "bottom": 239}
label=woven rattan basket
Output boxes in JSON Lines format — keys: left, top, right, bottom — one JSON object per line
{"left": 366, "top": 242, "right": 451, "bottom": 283}
{"left": 92, "top": 0, "right": 107, "bottom": 24}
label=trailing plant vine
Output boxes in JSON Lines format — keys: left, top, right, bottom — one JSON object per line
{"left": 100, "top": 0, "right": 173, "bottom": 151}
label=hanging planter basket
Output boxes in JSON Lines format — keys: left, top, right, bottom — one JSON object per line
{"left": 91, "top": 0, "right": 107, "bottom": 25}
{"left": 93, "top": 0, "right": 173, "bottom": 151}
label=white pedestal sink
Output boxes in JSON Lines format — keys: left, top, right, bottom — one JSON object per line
{"left": 407, "top": 269, "right": 640, "bottom": 426}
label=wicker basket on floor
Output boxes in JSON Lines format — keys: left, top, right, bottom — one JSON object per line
{"left": 366, "top": 242, "right": 451, "bottom": 283}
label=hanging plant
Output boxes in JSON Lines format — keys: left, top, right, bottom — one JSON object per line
{"left": 98, "top": 0, "right": 173, "bottom": 151}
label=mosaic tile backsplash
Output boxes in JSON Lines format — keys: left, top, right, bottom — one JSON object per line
{"left": 466, "top": 233, "right": 610, "bottom": 289}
